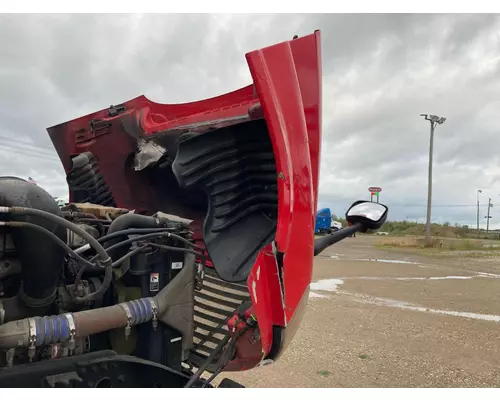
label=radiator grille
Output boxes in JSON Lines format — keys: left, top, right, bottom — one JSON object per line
{"left": 189, "top": 267, "right": 250, "bottom": 369}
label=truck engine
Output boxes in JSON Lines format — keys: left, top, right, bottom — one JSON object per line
{"left": 0, "top": 30, "right": 323, "bottom": 388}
{"left": 0, "top": 177, "right": 258, "bottom": 387}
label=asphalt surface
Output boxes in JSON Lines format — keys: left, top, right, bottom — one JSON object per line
{"left": 219, "top": 235, "right": 500, "bottom": 387}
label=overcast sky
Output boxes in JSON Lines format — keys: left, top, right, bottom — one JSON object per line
{"left": 1, "top": 13, "right": 499, "bottom": 227}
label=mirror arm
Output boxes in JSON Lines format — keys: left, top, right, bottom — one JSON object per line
{"left": 314, "top": 223, "right": 362, "bottom": 256}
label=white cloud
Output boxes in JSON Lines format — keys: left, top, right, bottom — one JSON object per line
{"left": 0, "top": 14, "right": 499, "bottom": 227}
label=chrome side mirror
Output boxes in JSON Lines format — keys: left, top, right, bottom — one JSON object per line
{"left": 346, "top": 200, "right": 388, "bottom": 231}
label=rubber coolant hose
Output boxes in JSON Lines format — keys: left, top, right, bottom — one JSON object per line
{"left": 0, "top": 206, "right": 110, "bottom": 265}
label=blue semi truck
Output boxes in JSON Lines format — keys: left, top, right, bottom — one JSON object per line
{"left": 315, "top": 208, "right": 342, "bottom": 234}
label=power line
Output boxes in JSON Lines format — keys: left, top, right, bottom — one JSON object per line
{"left": 0, "top": 135, "right": 58, "bottom": 156}
{"left": 0, "top": 145, "right": 60, "bottom": 163}
{"left": 0, "top": 145, "right": 58, "bottom": 159}
{"left": 321, "top": 198, "right": 493, "bottom": 209}
{"left": 388, "top": 204, "right": 487, "bottom": 208}
{"left": 0, "top": 136, "right": 56, "bottom": 155}
{"left": 0, "top": 134, "right": 55, "bottom": 152}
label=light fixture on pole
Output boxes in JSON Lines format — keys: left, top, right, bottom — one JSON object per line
{"left": 420, "top": 114, "right": 446, "bottom": 245}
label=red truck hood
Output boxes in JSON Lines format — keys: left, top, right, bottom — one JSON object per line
{"left": 47, "top": 31, "right": 322, "bottom": 369}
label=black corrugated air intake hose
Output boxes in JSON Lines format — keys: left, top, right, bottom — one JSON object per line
{"left": 0, "top": 177, "right": 66, "bottom": 319}
{"left": 104, "top": 213, "right": 161, "bottom": 260}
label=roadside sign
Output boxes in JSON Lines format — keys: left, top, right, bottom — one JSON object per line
{"left": 369, "top": 187, "right": 382, "bottom": 203}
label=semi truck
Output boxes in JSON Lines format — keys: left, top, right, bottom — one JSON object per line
{"left": 0, "top": 30, "right": 388, "bottom": 388}
{"left": 315, "top": 208, "right": 342, "bottom": 234}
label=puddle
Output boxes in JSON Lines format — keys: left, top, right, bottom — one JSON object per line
{"left": 339, "top": 275, "right": 475, "bottom": 281}
{"left": 393, "top": 275, "right": 473, "bottom": 281}
{"left": 410, "top": 307, "right": 500, "bottom": 322}
{"left": 316, "top": 255, "right": 339, "bottom": 260}
{"left": 309, "top": 279, "right": 344, "bottom": 300}
{"left": 310, "top": 279, "right": 344, "bottom": 292}
{"left": 427, "top": 276, "right": 473, "bottom": 280}
{"left": 478, "top": 272, "right": 500, "bottom": 278}
{"left": 345, "top": 292, "right": 500, "bottom": 323}
{"left": 309, "top": 292, "right": 329, "bottom": 299}
{"left": 355, "top": 258, "right": 418, "bottom": 265}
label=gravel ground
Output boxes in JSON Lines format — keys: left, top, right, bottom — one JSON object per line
{"left": 218, "top": 236, "right": 500, "bottom": 387}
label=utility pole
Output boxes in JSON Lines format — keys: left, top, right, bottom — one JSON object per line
{"left": 420, "top": 114, "right": 446, "bottom": 245}
{"left": 477, "top": 189, "right": 482, "bottom": 234}
{"left": 485, "top": 197, "right": 493, "bottom": 234}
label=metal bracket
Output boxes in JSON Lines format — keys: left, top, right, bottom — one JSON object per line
{"left": 64, "top": 314, "right": 76, "bottom": 355}
{"left": 149, "top": 298, "right": 158, "bottom": 331}
{"left": 195, "top": 263, "right": 204, "bottom": 291}
{"left": 28, "top": 318, "right": 37, "bottom": 362}
{"left": 0, "top": 299, "right": 4, "bottom": 325}
{"left": 119, "top": 304, "right": 133, "bottom": 340}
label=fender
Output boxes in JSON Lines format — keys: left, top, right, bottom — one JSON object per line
{"left": 46, "top": 30, "right": 322, "bottom": 371}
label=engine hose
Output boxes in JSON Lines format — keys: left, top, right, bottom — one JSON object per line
{"left": 111, "top": 230, "right": 203, "bottom": 251}
{"left": 166, "top": 232, "right": 204, "bottom": 251}
{"left": 0, "top": 206, "right": 111, "bottom": 266}
{"left": 0, "top": 297, "right": 159, "bottom": 351}
{"left": 74, "top": 228, "right": 202, "bottom": 256}
{"left": 73, "top": 228, "right": 175, "bottom": 255}
{"left": 104, "top": 214, "right": 161, "bottom": 260}
{"left": 111, "top": 244, "right": 151, "bottom": 268}
{"left": 79, "top": 231, "right": 199, "bottom": 300}
{"left": 0, "top": 221, "right": 96, "bottom": 270}
{"left": 148, "top": 242, "right": 203, "bottom": 258}
{"left": 184, "top": 333, "right": 232, "bottom": 388}
{"left": 75, "top": 243, "right": 152, "bottom": 285}
{"left": 103, "top": 219, "right": 203, "bottom": 252}
{"left": 73, "top": 218, "right": 108, "bottom": 237}
{"left": 0, "top": 206, "right": 113, "bottom": 302}
{"left": 116, "top": 244, "right": 152, "bottom": 278}
{"left": 73, "top": 257, "right": 113, "bottom": 303}
{"left": 88, "top": 231, "right": 182, "bottom": 263}
{"left": 76, "top": 241, "right": 202, "bottom": 282}
{"left": 201, "top": 324, "right": 252, "bottom": 388}
{"left": 0, "top": 257, "right": 196, "bottom": 351}
{"left": 62, "top": 211, "right": 98, "bottom": 219}
{"left": 98, "top": 227, "right": 175, "bottom": 243}
{"left": 74, "top": 218, "right": 111, "bottom": 225}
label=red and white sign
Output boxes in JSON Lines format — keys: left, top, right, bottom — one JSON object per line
{"left": 368, "top": 186, "right": 382, "bottom": 193}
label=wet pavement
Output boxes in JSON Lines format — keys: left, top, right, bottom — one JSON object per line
{"left": 219, "top": 235, "right": 500, "bottom": 387}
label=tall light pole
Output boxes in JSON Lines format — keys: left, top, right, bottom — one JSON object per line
{"left": 485, "top": 197, "right": 493, "bottom": 234}
{"left": 477, "top": 189, "right": 482, "bottom": 234}
{"left": 420, "top": 114, "right": 446, "bottom": 245}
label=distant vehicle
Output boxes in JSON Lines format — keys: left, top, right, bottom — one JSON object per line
{"left": 52, "top": 197, "right": 67, "bottom": 207}
{"left": 331, "top": 220, "right": 343, "bottom": 230}
{"left": 315, "top": 208, "right": 342, "bottom": 234}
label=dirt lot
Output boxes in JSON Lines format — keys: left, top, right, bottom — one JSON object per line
{"left": 221, "top": 235, "right": 500, "bottom": 387}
